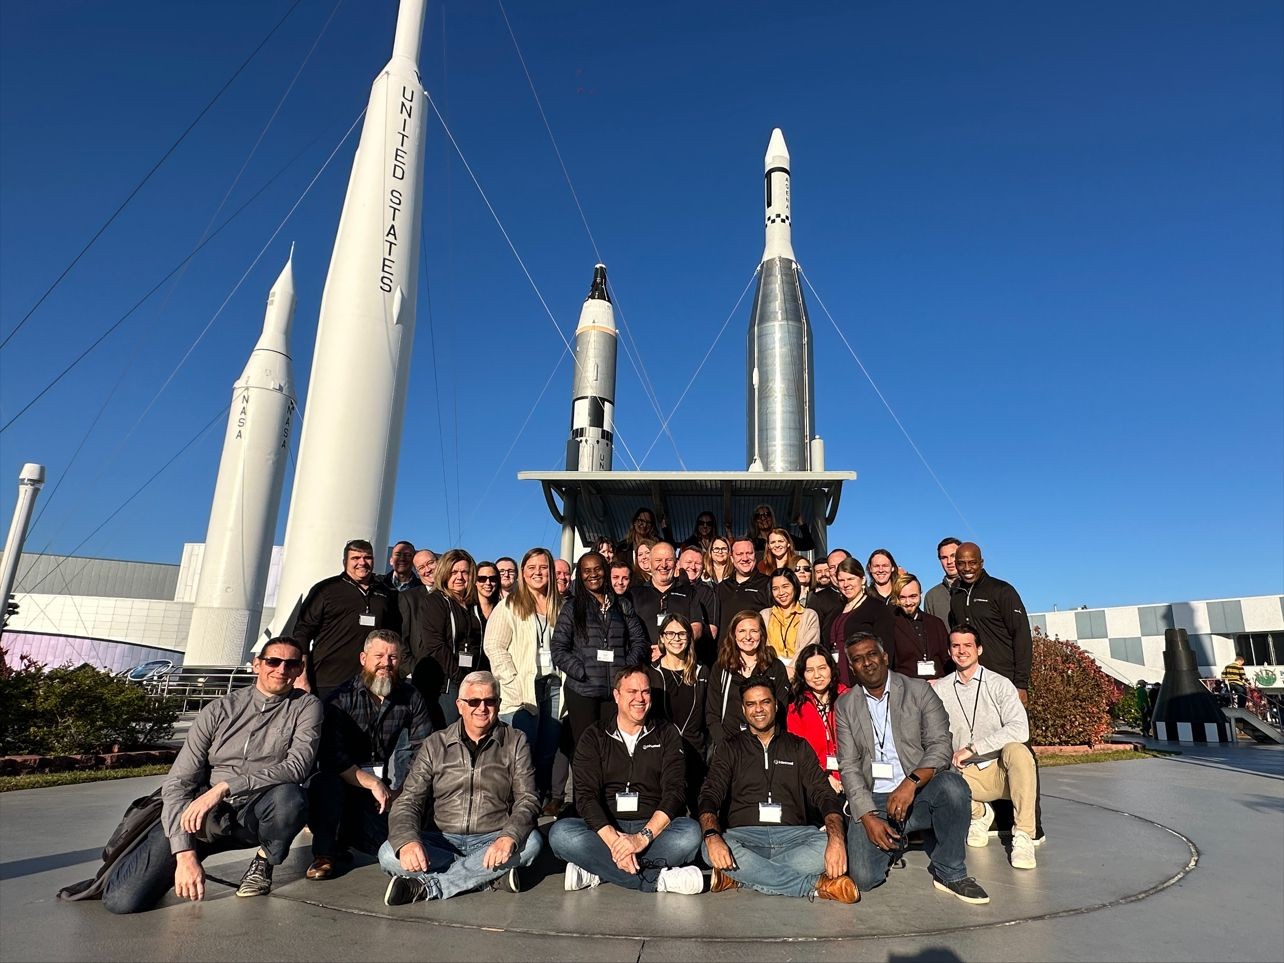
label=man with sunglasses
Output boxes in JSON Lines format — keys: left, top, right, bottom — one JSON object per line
{"left": 381, "top": 671, "right": 542, "bottom": 903}
{"left": 305, "top": 629, "right": 432, "bottom": 881}
{"left": 102, "top": 639, "right": 322, "bottom": 913}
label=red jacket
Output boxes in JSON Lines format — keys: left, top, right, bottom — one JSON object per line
{"left": 785, "top": 686, "right": 849, "bottom": 777}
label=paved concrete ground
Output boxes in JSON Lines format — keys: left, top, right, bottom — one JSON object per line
{"left": 1, "top": 741, "right": 1281, "bottom": 962}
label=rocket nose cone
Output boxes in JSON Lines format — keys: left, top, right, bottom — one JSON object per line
{"left": 766, "top": 127, "right": 789, "bottom": 163}
{"left": 587, "top": 263, "right": 611, "bottom": 303}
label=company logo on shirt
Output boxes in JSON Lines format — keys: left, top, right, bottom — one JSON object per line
{"left": 773, "top": 759, "right": 794, "bottom": 767}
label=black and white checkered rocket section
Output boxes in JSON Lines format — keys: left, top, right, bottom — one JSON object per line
{"left": 1152, "top": 628, "right": 1232, "bottom": 743}
{"left": 565, "top": 265, "right": 617, "bottom": 472}
{"left": 747, "top": 128, "right": 816, "bottom": 472}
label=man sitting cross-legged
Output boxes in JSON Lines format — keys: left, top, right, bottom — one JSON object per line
{"left": 698, "top": 676, "right": 857, "bottom": 902}
{"left": 548, "top": 665, "right": 704, "bottom": 895}
{"left": 380, "top": 671, "right": 542, "bottom": 903}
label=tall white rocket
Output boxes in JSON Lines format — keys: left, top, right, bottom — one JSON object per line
{"left": 186, "top": 253, "right": 297, "bottom": 664}
{"left": 270, "top": 0, "right": 428, "bottom": 634}
{"left": 746, "top": 128, "right": 815, "bottom": 472}
{"left": 565, "top": 264, "right": 617, "bottom": 472}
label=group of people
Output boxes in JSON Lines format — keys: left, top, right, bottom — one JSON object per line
{"left": 94, "top": 512, "right": 1044, "bottom": 915}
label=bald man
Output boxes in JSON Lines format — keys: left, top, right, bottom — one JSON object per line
{"left": 948, "top": 543, "right": 1032, "bottom": 705}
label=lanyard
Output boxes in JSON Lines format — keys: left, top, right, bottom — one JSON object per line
{"left": 815, "top": 697, "right": 837, "bottom": 757}
{"left": 760, "top": 734, "right": 776, "bottom": 802}
{"left": 953, "top": 667, "right": 985, "bottom": 741}
{"left": 662, "top": 666, "right": 699, "bottom": 736}
{"left": 868, "top": 692, "right": 891, "bottom": 757}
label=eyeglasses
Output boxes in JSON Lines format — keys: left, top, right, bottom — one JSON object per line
{"left": 260, "top": 657, "right": 303, "bottom": 670}
{"left": 754, "top": 511, "right": 772, "bottom": 519}
{"left": 697, "top": 519, "right": 714, "bottom": 526}
{"left": 460, "top": 697, "right": 499, "bottom": 708}
{"left": 476, "top": 575, "right": 498, "bottom": 583}
{"left": 711, "top": 546, "right": 729, "bottom": 554}
{"left": 660, "top": 631, "right": 688, "bottom": 641}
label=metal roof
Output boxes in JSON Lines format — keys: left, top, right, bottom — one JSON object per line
{"left": 517, "top": 470, "right": 855, "bottom": 546}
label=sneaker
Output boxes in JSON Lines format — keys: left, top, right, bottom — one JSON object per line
{"left": 235, "top": 853, "right": 273, "bottom": 898}
{"left": 384, "top": 875, "right": 432, "bottom": 906}
{"left": 1033, "top": 831, "right": 1048, "bottom": 847}
{"left": 1010, "top": 831, "right": 1037, "bottom": 870}
{"left": 491, "top": 867, "right": 522, "bottom": 893}
{"left": 967, "top": 802, "right": 994, "bottom": 848}
{"left": 933, "top": 875, "right": 990, "bottom": 905}
{"left": 656, "top": 865, "right": 704, "bottom": 895}
{"left": 563, "top": 862, "right": 601, "bottom": 891}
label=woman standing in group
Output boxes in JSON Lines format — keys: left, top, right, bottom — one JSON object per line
{"left": 472, "top": 560, "right": 501, "bottom": 633}
{"left": 866, "top": 548, "right": 899, "bottom": 604}
{"left": 705, "top": 610, "right": 791, "bottom": 746}
{"left": 794, "top": 558, "right": 814, "bottom": 603}
{"left": 757, "top": 527, "right": 801, "bottom": 576}
{"left": 704, "top": 536, "right": 734, "bottom": 583}
{"left": 785, "top": 643, "right": 848, "bottom": 795}
{"left": 483, "top": 547, "right": 564, "bottom": 805}
{"left": 828, "top": 557, "right": 896, "bottom": 687}
{"left": 748, "top": 504, "right": 815, "bottom": 555}
{"left": 592, "top": 537, "right": 615, "bottom": 564}
{"left": 761, "top": 568, "right": 820, "bottom": 677}
{"left": 616, "top": 507, "right": 672, "bottom": 559}
{"left": 632, "top": 536, "right": 657, "bottom": 587}
{"left": 680, "top": 512, "right": 720, "bottom": 552}
{"left": 648, "top": 613, "right": 709, "bottom": 813}
{"left": 551, "top": 551, "right": 650, "bottom": 750}
{"left": 401, "top": 548, "right": 486, "bottom": 729}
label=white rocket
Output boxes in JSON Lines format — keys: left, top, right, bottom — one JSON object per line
{"left": 270, "top": 0, "right": 428, "bottom": 634}
{"left": 746, "top": 128, "right": 816, "bottom": 472}
{"left": 565, "top": 264, "right": 617, "bottom": 472}
{"left": 185, "top": 253, "right": 297, "bottom": 664}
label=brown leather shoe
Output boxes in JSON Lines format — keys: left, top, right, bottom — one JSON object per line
{"left": 709, "top": 866, "right": 741, "bottom": 893}
{"left": 815, "top": 873, "right": 859, "bottom": 904}
{"left": 305, "top": 856, "right": 335, "bottom": 880}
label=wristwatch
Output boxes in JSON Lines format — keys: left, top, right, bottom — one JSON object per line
{"left": 702, "top": 827, "right": 722, "bottom": 839}
{"left": 906, "top": 771, "right": 922, "bottom": 785}
{"left": 638, "top": 827, "right": 654, "bottom": 842}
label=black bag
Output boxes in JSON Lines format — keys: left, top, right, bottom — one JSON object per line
{"left": 57, "top": 787, "right": 164, "bottom": 901}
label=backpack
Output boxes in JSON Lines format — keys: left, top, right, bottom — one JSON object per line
{"left": 57, "top": 786, "right": 164, "bottom": 901}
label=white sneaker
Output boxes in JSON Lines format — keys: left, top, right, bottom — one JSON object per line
{"left": 1010, "top": 830, "right": 1037, "bottom": 870}
{"left": 656, "top": 865, "right": 705, "bottom": 895}
{"left": 563, "top": 862, "right": 602, "bottom": 891}
{"left": 967, "top": 802, "right": 994, "bottom": 848}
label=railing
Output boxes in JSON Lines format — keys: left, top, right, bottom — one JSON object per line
{"left": 148, "top": 664, "right": 256, "bottom": 710}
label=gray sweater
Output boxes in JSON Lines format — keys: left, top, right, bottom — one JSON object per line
{"left": 161, "top": 685, "right": 322, "bottom": 853}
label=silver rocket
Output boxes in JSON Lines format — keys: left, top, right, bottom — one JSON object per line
{"left": 186, "top": 252, "right": 297, "bottom": 664}
{"left": 565, "top": 264, "right": 617, "bottom": 472}
{"left": 270, "top": 0, "right": 427, "bottom": 633}
{"left": 746, "top": 128, "right": 816, "bottom": 472}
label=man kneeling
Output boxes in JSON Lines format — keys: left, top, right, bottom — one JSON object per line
{"left": 698, "top": 677, "right": 856, "bottom": 902}
{"left": 549, "top": 666, "right": 703, "bottom": 894}
{"left": 380, "top": 671, "right": 542, "bottom": 903}
{"left": 102, "top": 638, "right": 321, "bottom": 913}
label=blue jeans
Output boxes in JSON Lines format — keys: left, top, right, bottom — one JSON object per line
{"left": 702, "top": 825, "right": 827, "bottom": 898}
{"left": 501, "top": 675, "right": 562, "bottom": 800}
{"left": 103, "top": 783, "right": 307, "bottom": 914}
{"left": 845, "top": 768, "right": 972, "bottom": 891}
{"left": 548, "top": 816, "right": 702, "bottom": 892}
{"left": 377, "top": 829, "right": 542, "bottom": 899}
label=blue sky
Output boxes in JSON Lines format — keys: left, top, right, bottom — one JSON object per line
{"left": 1, "top": 0, "right": 1280, "bottom": 613}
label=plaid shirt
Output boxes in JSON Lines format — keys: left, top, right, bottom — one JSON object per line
{"left": 320, "top": 674, "right": 432, "bottom": 790}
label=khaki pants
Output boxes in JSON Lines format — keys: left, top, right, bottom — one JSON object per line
{"left": 960, "top": 743, "right": 1037, "bottom": 837}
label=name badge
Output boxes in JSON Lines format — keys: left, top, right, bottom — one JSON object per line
{"left": 359, "top": 613, "right": 376, "bottom": 627}
{"left": 656, "top": 613, "right": 666, "bottom": 626}
{"left": 596, "top": 649, "right": 615, "bottom": 663}
{"left": 759, "top": 802, "right": 783, "bottom": 823}
{"left": 360, "top": 763, "right": 385, "bottom": 781}
{"left": 917, "top": 660, "right": 935, "bottom": 677}
{"left": 616, "top": 791, "right": 639, "bottom": 813}
{"left": 871, "top": 761, "right": 895, "bottom": 780}
{"left": 825, "top": 754, "right": 839, "bottom": 771}
{"left": 459, "top": 652, "right": 474, "bottom": 668}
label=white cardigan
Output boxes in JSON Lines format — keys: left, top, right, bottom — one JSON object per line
{"left": 483, "top": 597, "right": 561, "bottom": 715}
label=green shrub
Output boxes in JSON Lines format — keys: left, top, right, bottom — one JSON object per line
{"left": 1110, "top": 682, "right": 1143, "bottom": 729}
{"left": 1028, "top": 630, "right": 1116, "bottom": 746}
{"left": 0, "top": 655, "right": 180, "bottom": 755}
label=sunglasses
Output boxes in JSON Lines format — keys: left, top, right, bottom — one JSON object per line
{"left": 460, "top": 697, "right": 499, "bottom": 708}
{"left": 796, "top": 566, "right": 811, "bottom": 572}
{"left": 754, "top": 511, "right": 772, "bottom": 519}
{"left": 260, "top": 657, "right": 303, "bottom": 670}
{"left": 476, "top": 575, "right": 499, "bottom": 583}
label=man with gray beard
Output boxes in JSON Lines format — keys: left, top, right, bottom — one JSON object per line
{"left": 306, "top": 630, "right": 433, "bottom": 881}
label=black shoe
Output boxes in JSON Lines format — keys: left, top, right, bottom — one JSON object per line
{"left": 236, "top": 854, "right": 274, "bottom": 897}
{"left": 933, "top": 875, "right": 990, "bottom": 904}
{"left": 384, "top": 876, "right": 430, "bottom": 906}
{"left": 490, "top": 867, "right": 521, "bottom": 893}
